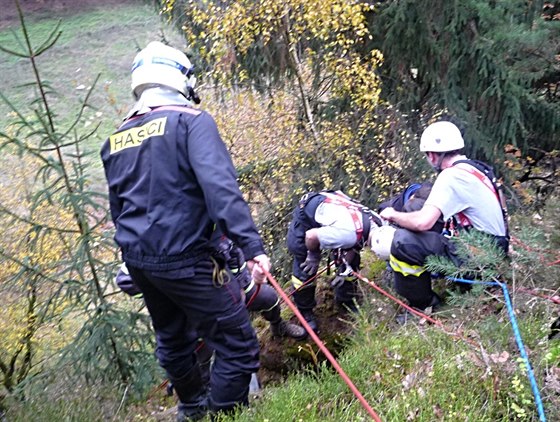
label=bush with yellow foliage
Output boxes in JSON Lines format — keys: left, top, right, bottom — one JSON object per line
{"left": 161, "top": 0, "right": 423, "bottom": 275}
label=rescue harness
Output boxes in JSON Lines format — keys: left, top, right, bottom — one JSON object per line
{"left": 299, "top": 190, "right": 380, "bottom": 248}
{"left": 446, "top": 159, "right": 510, "bottom": 239}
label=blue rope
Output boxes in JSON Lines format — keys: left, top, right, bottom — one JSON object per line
{"left": 448, "top": 276, "right": 547, "bottom": 422}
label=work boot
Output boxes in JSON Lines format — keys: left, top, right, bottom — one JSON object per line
{"left": 171, "top": 364, "right": 208, "bottom": 422}
{"left": 428, "top": 293, "right": 442, "bottom": 310}
{"left": 300, "top": 310, "right": 318, "bottom": 332}
{"left": 270, "top": 320, "right": 307, "bottom": 340}
{"left": 395, "top": 293, "right": 441, "bottom": 326}
{"left": 177, "top": 401, "right": 208, "bottom": 422}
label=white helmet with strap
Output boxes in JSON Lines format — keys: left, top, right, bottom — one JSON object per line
{"left": 131, "top": 41, "right": 197, "bottom": 100}
{"left": 420, "top": 121, "right": 464, "bottom": 152}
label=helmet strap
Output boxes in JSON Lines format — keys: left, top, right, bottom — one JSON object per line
{"left": 433, "top": 152, "right": 446, "bottom": 173}
{"left": 187, "top": 86, "right": 201, "bottom": 104}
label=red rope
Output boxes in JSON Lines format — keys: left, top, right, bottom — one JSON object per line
{"left": 351, "top": 271, "right": 443, "bottom": 327}
{"left": 515, "top": 287, "right": 560, "bottom": 305}
{"left": 351, "top": 271, "right": 481, "bottom": 348}
{"left": 510, "top": 235, "right": 559, "bottom": 266}
{"left": 264, "top": 270, "right": 383, "bottom": 422}
{"left": 245, "top": 283, "right": 261, "bottom": 308}
{"left": 286, "top": 265, "right": 329, "bottom": 297}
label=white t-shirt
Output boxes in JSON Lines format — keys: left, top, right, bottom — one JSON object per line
{"left": 314, "top": 199, "right": 360, "bottom": 250}
{"left": 425, "top": 161, "right": 506, "bottom": 236}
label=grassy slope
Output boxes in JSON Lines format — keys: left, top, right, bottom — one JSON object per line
{"left": 0, "top": 1, "right": 184, "bottom": 183}
{"left": 1, "top": 3, "right": 559, "bottom": 422}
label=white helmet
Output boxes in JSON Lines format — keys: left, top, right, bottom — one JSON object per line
{"left": 420, "top": 121, "right": 464, "bottom": 152}
{"left": 131, "top": 41, "right": 196, "bottom": 99}
{"left": 368, "top": 225, "right": 396, "bottom": 261}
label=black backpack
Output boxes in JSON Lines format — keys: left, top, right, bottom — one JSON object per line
{"left": 452, "top": 159, "right": 510, "bottom": 237}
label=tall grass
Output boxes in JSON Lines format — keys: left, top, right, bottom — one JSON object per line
{"left": 224, "top": 284, "right": 558, "bottom": 422}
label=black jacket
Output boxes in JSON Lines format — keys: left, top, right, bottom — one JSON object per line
{"left": 101, "top": 105, "right": 265, "bottom": 270}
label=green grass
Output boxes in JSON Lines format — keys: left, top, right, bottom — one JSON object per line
{"left": 222, "top": 305, "right": 553, "bottom": 422}
{"left": 0, "top": 1, "right": 184, "bottom": 180}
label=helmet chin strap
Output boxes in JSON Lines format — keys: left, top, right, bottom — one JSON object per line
{"left": 187, "top": 86, "right": 201, "bottom": 104}
{"left": 185, "top": 76, "right": 201, "bottom": 104}
{"left": 432, "top": 153, "right": 446, "bottom": 173}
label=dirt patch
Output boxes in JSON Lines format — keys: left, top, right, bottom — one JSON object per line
{"left": 255, "top": 284, "right": 358, "bottom": 388}
{"left": 0, "top": 0, "right": 139, "bottom": 29}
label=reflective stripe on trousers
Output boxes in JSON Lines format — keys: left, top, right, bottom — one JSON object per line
{"left": 389, "top": 254, "right": 427, "bottom": 277}
{"left": 291, "top": 275, "right": 307, "bottom": 289}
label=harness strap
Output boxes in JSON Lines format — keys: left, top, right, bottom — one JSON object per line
{"left": 321, "top": 191, "right": 366, "bottom": 245}
{"left": 451, "top": 161, "right": 509, "bottom": 237}
{"left": 453, "top": 163, "right": 499, "bottom": 201}
{"left": 362, "top": 209, "right": 372, "bottom": 248}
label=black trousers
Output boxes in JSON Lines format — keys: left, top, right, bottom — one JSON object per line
{"left": 245, "top": 283, "right": 282, "bottom": 324}
{"left": 390, "top": 228, "right": 508, "bottom": 309}
{"left": 287, "top": 214, "right": 358, "bottom": 312}
{"left": 390, "top": 229, "right": 458, "bottom": 309}
{"left": 128, "top": 258, "right": 259, "bottom": 413}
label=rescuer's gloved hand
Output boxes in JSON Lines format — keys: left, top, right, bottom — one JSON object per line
{"left": 248, "top": 254, "right": 271, "bottom": 284}
{"left": 300, "top": 250, "right": 321, "bottom": 275}
{"left": 331, "top": 262, "right": 354, "bottom": 288}
{"left": 330, "top": 275, "right": 345, "bottom": 289}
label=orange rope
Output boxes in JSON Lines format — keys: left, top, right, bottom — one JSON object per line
{"left": 264, "top": 269, "right": 383, "bottom": 421}
{"left": 351, "top": 271, "right": 481, "bottom": 348}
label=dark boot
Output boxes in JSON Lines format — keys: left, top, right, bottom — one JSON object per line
{"left": 171, "top": 364, "right": 208, "bottom": 422}
{"left": 270, "top": 319, "right": 307, "bottom": 340}
{"left": 395, "top": 293, "right": 442, "bottom": 325}
{"left": 177, "top": 402, "right": 208, "bottom": 422}
{"left": 300, "top": 310, "right": 318, "bottom": 332}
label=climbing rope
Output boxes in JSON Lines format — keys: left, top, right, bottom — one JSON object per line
{"left": 448, "top": 276, "right": 547, "bottom": 422}
{"left": 351, "top": 269, "right": 547, "bottom": 422}
{"left": 515, "top": 286, "right": 560, "bottom": 305}
{"left": 264, "top": 269, "right": 383, "bottom": 422}
{"left": 351, "top": 272, "right": 482, "bottom": 348}
{"left": 510, "top": 235, "right": 559, "bottom": 267}
{"left": 287, "top": 265, "right": 329, "bottom": 297}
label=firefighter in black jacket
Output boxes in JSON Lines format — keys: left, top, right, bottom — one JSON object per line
{"left": 101, "top": 41, "right": 270, "bottom": 421}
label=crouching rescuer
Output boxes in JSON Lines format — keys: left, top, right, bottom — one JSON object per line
{"left": 379, "top": 121, "right": 509, "bottom": 313}
{"left": 214, "top": 235, "right": 306, "bottom": 340}
{"left": 101, "top": 42, "right": 271, "bottom": 421}
{"left": 287, "top": 190, "right": 382, "bottom": 331}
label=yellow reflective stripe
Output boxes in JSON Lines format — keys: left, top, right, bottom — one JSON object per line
{"left": 243, "top": 279, "right": 255, "bottom": 294}
{"left": 389, "top": 254, "right": 426, "bottom": 277}
{"left": 291, "top": 275, "right": 305, "bottom": 288}
{"left": 231, "top": 262, "right": 246, "bottom": 275}
{"left": 109, "top": 117, "right": 167, "bottom": 154}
